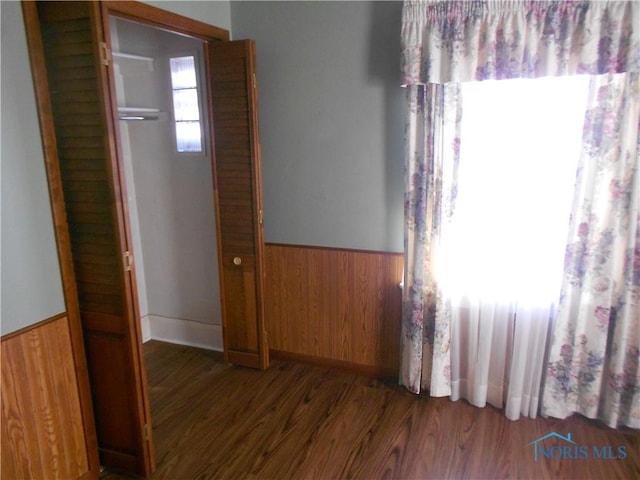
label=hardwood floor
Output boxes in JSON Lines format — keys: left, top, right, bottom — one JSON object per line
{"left": 102, "top": 341, "right": 639, "bottom": 479}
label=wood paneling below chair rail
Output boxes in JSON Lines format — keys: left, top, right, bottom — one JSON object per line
{"left": 1, "top": 314, "right": 95, "bottom": 480}
{"left": 264, "top": 243, "right": 403, "bottom": 377}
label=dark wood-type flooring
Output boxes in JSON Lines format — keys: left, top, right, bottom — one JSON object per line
{"left": 102, "top": 341, "right": 639, "bottom": 479}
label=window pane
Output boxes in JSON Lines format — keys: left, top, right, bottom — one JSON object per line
{"left": 172, "top": 89, "right": 200, "bottom": 121}
{"left": 175, "top": 121, "right": 202, "bottom": 152}
{"left": 170, "top": 56, "right": 197, "bottom": 89}
{"left": 170, "top": 55, "right": 202, "bottom": 154}
{"left": 438, "top": 76, "right": 590, "bottom": 305}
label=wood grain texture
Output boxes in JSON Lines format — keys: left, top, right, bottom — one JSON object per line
{"left": 210, "top": 40, "right": 268, "bottom": 369}
{"left": 101, "top": 1, "right": 229, "bottom": 42}
{"left": 1, "top": 315, "right": 93, "bottom": 480}
{"left": 21, "top": 3, "right": 102, "bottom": 478}
{"left": 39, "top": 4, "right": 125, "bottom": 318}
{"left": 264, "top": 243, "right": 403, "bottom": 376}
{"left": 101, "top": 341, "right": 640, "bottom": 480}
{"left": 34, "top": 2, "right": 156, "bottom": 475}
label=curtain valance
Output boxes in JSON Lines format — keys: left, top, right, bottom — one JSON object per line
{"left": 402, "top": 0, "right": 640, "bottom": 85}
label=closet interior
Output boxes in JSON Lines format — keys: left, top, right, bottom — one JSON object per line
{"left": 110, "top": 17, "right": 222, "bottom": 346}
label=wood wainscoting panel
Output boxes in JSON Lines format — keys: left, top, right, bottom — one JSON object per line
{"left": 1, "top": 314, "right": 93, "bottom": 480}
{"left": 264, "top": 243, "right": 403, "bottom": 376}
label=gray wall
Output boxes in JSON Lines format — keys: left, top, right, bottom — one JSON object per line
{"left": 1, "top": 1, "right": 65, "bottom": 335}
{"left": 231, "top": 1, "right": 404, "bottom": 252}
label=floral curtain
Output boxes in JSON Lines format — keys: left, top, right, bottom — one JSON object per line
{"left": 401, "top": 0, "right": 640, "bottom": 428}
{"left": 402, "top": 0, "right": 639, "bottom": 86}
{"left": 542, "top": 72, "right": 640, "bottom": 429}
{"left": 401, "top": 82, "right": 460, "bottom": 395}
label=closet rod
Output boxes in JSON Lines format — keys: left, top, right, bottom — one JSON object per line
{"left": 119, "top": 115, "right": 159, "bottom": 121}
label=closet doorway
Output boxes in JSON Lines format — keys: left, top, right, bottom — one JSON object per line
{"left": 25, "top": 1, "right": 268, "bottom": 476}
{"left": 110, "top": 17, "right": 222, "bottom": 354}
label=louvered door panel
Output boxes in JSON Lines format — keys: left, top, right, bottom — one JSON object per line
{"left": 210, "top": 40, "right": 268, "bottom": 369}
{"left": 41, "top": 8, "right": 124, "bottom": 319}
{"left": 37, "top": 2, "right": 155, "bottom": 476}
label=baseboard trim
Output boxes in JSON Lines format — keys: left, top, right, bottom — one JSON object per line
{"left": 270, "top": 349, "right": 398, "bottom": 379}
{"left": 143, "top": 315, "right": 223, "bottom": 352}
{"left": 141, "top": 315, "right": 151, "bottom": 343}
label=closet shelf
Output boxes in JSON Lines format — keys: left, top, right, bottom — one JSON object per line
{"left": 118, "top": 107, "right": 160, "bottom": 113}
{"left": 113, "top": 51, "right": 154, "bottom": 72}
{"left": 118, "top": 107, "right": 163, "bottom": 121}
{"left": 113, "top": 51, "right": 154, "bottom": 62}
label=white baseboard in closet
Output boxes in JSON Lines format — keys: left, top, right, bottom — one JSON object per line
{"left": 145, "top": 314, "right": 223, "bottom": 351}
{"left": 141, "top": 315, "right": 152, "bottom": 343}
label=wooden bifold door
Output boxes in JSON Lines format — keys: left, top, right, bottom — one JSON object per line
{"left": 23, "top": 0, "right": 268, "bottom": 477}
{"left": 209, "top": 40, "right": 269, "bottom": 370}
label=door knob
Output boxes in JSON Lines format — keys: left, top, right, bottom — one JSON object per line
{"left": 233, "top": 257, "right": 242, "bottom": 266}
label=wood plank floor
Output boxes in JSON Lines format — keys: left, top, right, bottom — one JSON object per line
{"left": 102, "top": 341, "right": 639, "bottom": 479}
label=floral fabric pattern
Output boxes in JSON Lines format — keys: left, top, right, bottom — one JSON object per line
{"left": 401, "top": 83, "right": 461, "bottom": 395}
{"left": 402, "top": 1, "right": 640, "bottom": 85}
{"left": 401, "top": 0, "right": 640, "bottom": 429}
{"left": 542, "top": 72, "right": 640, "bottom": 429}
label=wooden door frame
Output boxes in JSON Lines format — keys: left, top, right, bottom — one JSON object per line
{"left": 100, "top": 1, "right": 229, "bottom": 41}
{"left": 96, "top": 6, "right": 229, "bottom": 473}
{"left": 103, "top": 2, "right": 272, "bottom": 370}
{"left": 102, "top": 4, "right": 270, "bottom": 371}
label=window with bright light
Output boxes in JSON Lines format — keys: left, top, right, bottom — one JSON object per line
{"left": 169, "top": 55, "right": 202, "bottom": 153}
{"left": 437, "top": 75, "right": 591, "bottom": 306}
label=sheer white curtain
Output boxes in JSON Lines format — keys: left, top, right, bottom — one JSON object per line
{"left": 437, "top": 76, "right": 590, "bottom": 419}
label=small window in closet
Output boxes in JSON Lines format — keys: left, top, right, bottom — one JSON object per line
{"left": 169, "top": 55, "right": 203, "bottom": 153}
